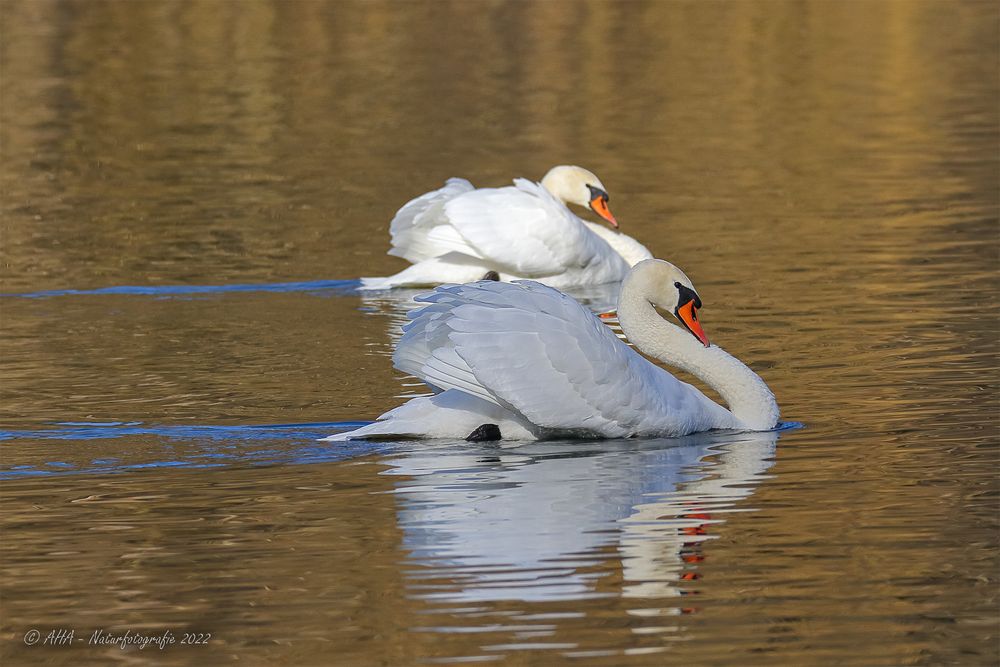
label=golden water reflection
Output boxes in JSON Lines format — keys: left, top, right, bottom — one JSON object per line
{"left": 1, "top": 0, "right": 997, "bottom": 665}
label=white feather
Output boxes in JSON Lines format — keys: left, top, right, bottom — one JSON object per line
{"left": 361, "top": 170, "right": 650, "bottom": 290}
{"left": 330, "top": 275, "right": 754, "bottom": 442}
{"left": 388, "top": 178, "right": 475, "bottom": 263}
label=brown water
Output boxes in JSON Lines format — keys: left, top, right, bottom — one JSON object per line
{"left": 1, "top": 1, "right": 997, "bottom": 665}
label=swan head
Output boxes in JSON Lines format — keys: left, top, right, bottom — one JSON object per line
{"left": 629, "top": 259, "right": 710, "bottom": 347}
{"left": 540, "top": 165, "right": 618, "bottom": 229}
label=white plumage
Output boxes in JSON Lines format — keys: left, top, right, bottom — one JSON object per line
{"left": 360, "top": 166, "right": 652, "bottom": 290}
{"left": 325, "top": 260, "right": 779, "bottom": 442}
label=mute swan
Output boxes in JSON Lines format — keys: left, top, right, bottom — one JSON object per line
{"left": 325, "top": 259, "right": 779, "bottom": 441}
{"left": 359, "top": 166, "right": 653, "bottom": 290}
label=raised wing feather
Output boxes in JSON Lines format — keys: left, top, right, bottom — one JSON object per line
{"left": 394, "top": 280, "right": 722, "bottom": 438}
{"left": 389, "top": 178, "right": 476, "bottom": 263}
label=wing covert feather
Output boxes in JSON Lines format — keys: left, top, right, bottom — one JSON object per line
{"left": 443, "top": 181, "right": 603, "bottom": 277}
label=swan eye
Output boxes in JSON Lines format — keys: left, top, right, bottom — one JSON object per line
{"left": 586, "top": 184, "right": 609, "bottom": 202}
{"left": 674, "top": 283, "right": 703, "bottom": 311}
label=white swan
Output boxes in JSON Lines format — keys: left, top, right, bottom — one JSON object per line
{"left": 359, "top": 166, "right": 653, "bottom": 290}
{"left": 326, "top": 259, "right": 779, "bottom": 441}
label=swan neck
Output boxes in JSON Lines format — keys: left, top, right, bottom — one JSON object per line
{"left": 617, "top": 274, "right": 779, "bottom": 431}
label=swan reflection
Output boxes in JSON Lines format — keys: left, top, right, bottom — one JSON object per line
{"left": 381, "top": 429, "right": 779, "bottom": 604}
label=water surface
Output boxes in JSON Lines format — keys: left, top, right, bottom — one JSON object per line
{"left": 1, "top": 1, "right": 997, "bottom": 665}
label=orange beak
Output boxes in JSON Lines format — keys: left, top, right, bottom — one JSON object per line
{"left": 589, "top": 195, "right": 618, "bottom": 229}
{"left": 676, "top": 300, "right": 710, "bottom": 347}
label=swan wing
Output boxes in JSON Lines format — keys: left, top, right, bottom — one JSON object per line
{"left": 442, "top": 180, "right": 610, "bottom": 278}
{"left": 388, "top": 178, "right": 476, "bottom": 263}
{"left": 394, "top": 280, "right": 720, "bottom": 437}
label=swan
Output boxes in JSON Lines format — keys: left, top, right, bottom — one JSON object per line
{"left": 325, "top": 259, "right": 779, "bottom": 441}
{"left": 359, "top": 166, "right": 653, "bottom": 290}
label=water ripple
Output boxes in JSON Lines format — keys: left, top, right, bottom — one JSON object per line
{"left": 0, "top": 421, "right": 386, "bottom": 479}
{"left": 0, "top": 279, "right": 361, "bottom": 299}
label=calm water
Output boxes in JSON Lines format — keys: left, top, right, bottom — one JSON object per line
{"left": 1, "top": 1, "right": 997, "bottom": 665}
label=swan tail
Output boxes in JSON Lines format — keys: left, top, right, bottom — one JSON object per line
{"left": 320, "top": 390, "right": 537, "bottom": 441}
{"left": 359, "top": 253, "right": 497, "bottom": 290}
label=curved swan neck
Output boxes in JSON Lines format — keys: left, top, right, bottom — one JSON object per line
{"left": 617, "top": 265, "right": 780, "bottom": 430}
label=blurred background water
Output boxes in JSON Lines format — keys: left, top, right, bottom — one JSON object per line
{"left": 1, "top": 1, "right": 997, "bottom": 665}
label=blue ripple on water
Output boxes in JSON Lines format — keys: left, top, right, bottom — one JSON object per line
{"left": 0, "top": 420, "right": 369, "bottom": 442}
{"left": 0, "top": 279, "right": 362, "bottom": 299}
{"left": 0, "top": 420, "right": 383, "bottom": 479}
